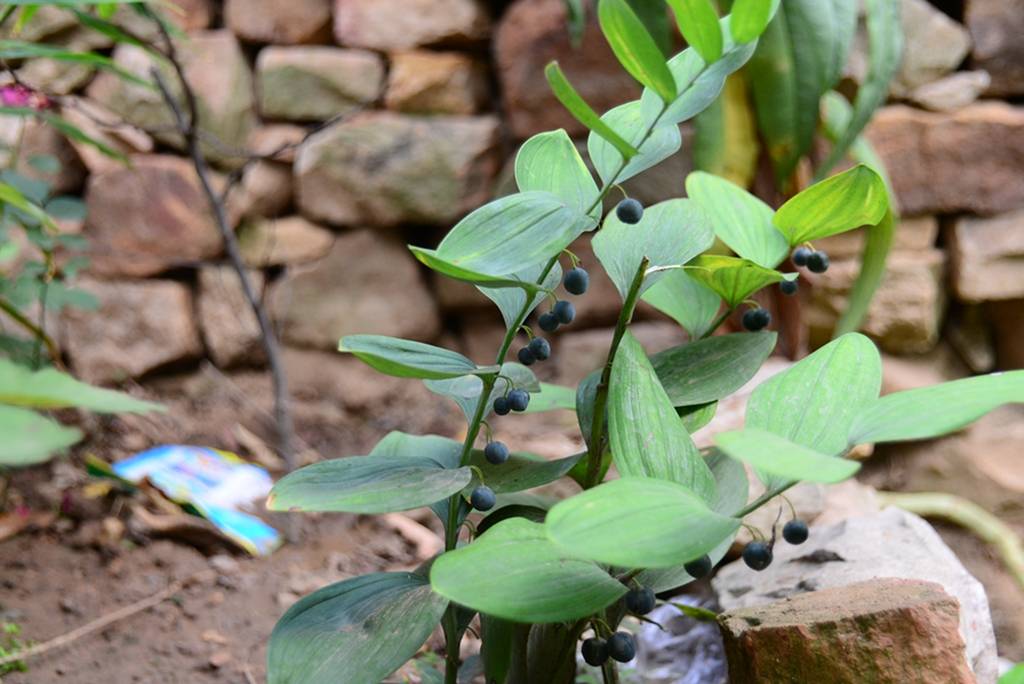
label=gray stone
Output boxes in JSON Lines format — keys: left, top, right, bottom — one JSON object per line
{"left": 948, "top": 209, "right": 1024, "bottom": 302}
{"left": 967, "top": 0, "right": 1024, "bottom": 95}
{"left": 58, "top": 97, "right": 154, "bottom": 175}
{"left": 294, "top": 112, "right": 500, "bottom": 227}
{"left": 237, "top": 216, "right": 335, "bottom": 268}
{"left": 247, "top": 124, "right": 307, "bottom": 164}
{"left": 908, "top": 70, "right": 992, "bottom": 112}
{"left": 892, "top": 0, "right": 972, "bottom": 95}
{"left": 225, "top": 0, "right": 332, "bottom": 44}
{"left": 385, "top": 50, "right": 488, "bottom": 115}
{"left": 271, "top": 229, "right": 441, "bottom": 349}
{"left": 197, "top": 266, "right": 265, "bottom": 368}
{"left": 712, "top": 507, "right": 998, "bottom": 683}
{"left": 334, "top": 0, "right": 490, "bottom": 50}
{"left": 63, "top": 278, "right": 202, "bottom": 383}
{"left": 227, "top": 160, "right": 293, "bottom": 221}
{"left": 257, "top": 47, "right": 384, "bottom": 122}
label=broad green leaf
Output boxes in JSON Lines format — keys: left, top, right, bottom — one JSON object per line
{"left": 339, "top": 335, "right": 496, "bottom": 380}
{"left": 609, "top": 332, "right": 715, "bottom": 500}
{"left": 0, "top": 404, "right": 82, "bottom": 466}
{"left": 773, "top": 165, "right": 889, "bottom": 245}
{"left": 267, "top": 455, "right": 472, "bottom": 514}
{"left": 818, "top": 0, "right": 903, "bottom": 177}
{"left": 588, "top": 100, "right": 682, "bottom": 185}
{"left": 729, "top": 0, "right": 776, "bottom": 43}
{"left": 692, "top": 73, "right": 760, "bottom": 188}
{"left": 546, "top": 478, "right": 740, "bottom": 568}
{"left": 0, "top": 359, "right": 162, "bottom": 413}
{"left": 641, "top": 268, "right": 722, "bottom": 339}
{"left": 651, "top": 332, "right": 777, "bottom": 406}
{"left": 369, "top": 431, "right": 462, "bottom": 467}
{"left": 425, "top": 362, "right": 539, "bottom": 421}
{"left": 468, "top": 450, "right": 583, "bottom": 495}
{"left": 686, "top": 254, "right": 795, "bottom": 307}
{"left": 514, "top": 130, "right": 600, "bottom": 216}
{"left": 410, "top": 247, "right": 549, "bottom": 295}
{"left": 592, "top": 198, "right": 714, "bottom": 299}
{"left": 435, "top": 191, "right": 594, "bottom": 277}
{"left": 637, "top": 531, "right": 735, "bottom": 592}
{"left": 747, "top": 333, "right": 881, "bottom": 459}
{"left": 848, "top": 371, "right": 1024, "bottom": 446}
{"left": 667, "top": 0, "right": 722, "bottom": 62}
{"left": 267, "top": 571, "right": 447, "bottom": 684}
{"left": 544, "top": 62, "right": 638, "bottom": 161}
{"left": 598, "top": 0, "right": 678, "bottom": 103}
{"left": 0, "top": 40, "right": 152, "bottom": 88}
{"left": 522, "top": 382, "right": 577, "bottom": 413}
{"left": 478, "top": 262, "right": 563, "bottom": 331}
{"left": 685, "top": 171, "right": 788, "bottom": 268}
{"left": 716, "top": 428, "right": 861, "bottom": 484}
{"left": 430, "top": 518, "right": 625, "bottom": 623}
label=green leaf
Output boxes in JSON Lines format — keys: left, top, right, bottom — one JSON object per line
{"left": 641, "top": 268, "right": 722, "bottom": 339}
{"left": 0, "top": 404, "right": 82, "bottom": 466}
{"left": 818, "top": 0, "right": 903, "bottom": 177}
{"left": 773, "top": 165, "right": 889, "bottom": 245}
{"left": 410, "top": 247, "right": 549, "bottom": 295}
{"left": 598, "top": 0, "right": 678, "bottom": 103}
{"left": 651, "top": 332, "right": 777, "bottom": 406}
{"left": 267, "top": 453, "right": 472, "bottom": 514}
{"left": 515, "top": 130, "right": 600, "bottom": 216}
{"left": 729, "top": 0, "right": 777, "bottom": 43}
{"left": 834, "top": 208, "right": 895, "bottom": 338}
{"left": 545, "top": 62, "right": 638, "bottom": 161}
{"left": 522, "top": 382, "right": 577, "bottom": 413}
{"left": 0, "top": 359, "right": 162, "bottom": 413}
{"left": 848, "top": 371, "right": 1024, "bottom": 446}
{"left": 546, "top": 477, "right": 740, "bottom": 568}
{"left": 0, "top": 180, "right": 57, "bottom": 232}
{"left": 267, "top": 571, "right": 447, "bottom": 684}
{"left": 468, "top": 450, "right": 583, "bottom": 495}
{"left": 425, "top": 362, "right": 539, "bottom": 421}
{"left": 666, "top": 0, "right": 723, "bottom": 62}
{"left": 435, "top": 191, "right": 595, "bottom": 277}
{"left": 430, "top": 518, "right": 625, "bottom": 623}
{"left": 480, "top": 615, "right": 517, "bottom": 684}
{"left": 999, "top": 664, "right": 1024, "bottom": 684}
{"left": 478, "top": 262, "right": 563, "bottom": 331}
{"left": 680, "top": 401, "right": 717, "bottom": 432}
{"left": 747, "top": 333, "right": 881, "bottom": 459}
{"left": 686, "top": 254, "right": 795, "bottom": 308}
{"left": 0, "top": 40, "right": 152, "bottom": 88}
{"left": 592, "top": 198, "right": 714, "bottom": 299}
{"left": 716, "top": 428, "right": 860, "bottom": 484}
{"left": 609, "top": 332, "right": 715, "bottom": 500}
{"left": 685, "top": 171, "right": 788, "bottom": 268}
{"left": 588, "top": 100, "right": 682, "bottom": 185}
{"left": 338, "top": 335, "right": 496, "bottom": 380}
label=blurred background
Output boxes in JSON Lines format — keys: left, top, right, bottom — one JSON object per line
{"left": 0, "top": 0, "right": 1022, "bottom": 682}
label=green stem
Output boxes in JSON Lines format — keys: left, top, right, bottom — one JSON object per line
{"left": 699, "top": 306, "right": 735, "bottom": 340}
{"left": 584, "top": 258, "right": 650, "bottom": 488}
{"left": 733, "top": 480, "right": 797, "bottom": 519}
{"left": 0, "top": 295, "right": 61, "bottom": 368}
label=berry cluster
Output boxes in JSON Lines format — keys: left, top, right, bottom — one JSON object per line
{"left": 581, "top": 632, "right": 635, "bottom": 666}
{"left": 741, "top": 518, "right": 810, "bottom": 572}
{"left": 742, "top": 307, "right": 771, "bottom": 332}
{"left": 792, "top": 246, "right": 830, "bottom": 274}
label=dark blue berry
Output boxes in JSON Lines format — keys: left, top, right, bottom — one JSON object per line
{"left": 508, "top": 389, "right": 530, "bottom": 412}
{"left": 624, "top": 587, "right": 656, "bottom": 615}
{"left": 742, "top": 541, "right": 773, "bottom": 571}
{"left": 581, "top": 637, "right": 608, "bottom": 666}
{"left": 807, "top": 251, "right": 830, "bottom": 273}
{"left": 783, "top": 519, "right": 809, "bottom": 545}
{"left": 484, "top": 441, "right": 510, "bottom": 465}
{"left": 564, "top": 267, "right": 590, "bottom": 295}
{"left": 517, "top": 347, "right": 536, "bottom": 366}
{"left": 528, "top": 337, "right": 551, "bottom": 361}
{"left": 615, "top": 198, "right": 644, "bottom": 225}
{"left": 607, "top": 632, "right": 636, "bottom": 663}
{"left": 792, "top": 246, "right": 813, "bottom": 267}
{"left": 684, "top": 554, "right": 713, "bottom": 579}
{"left": 742, "top": 308, "right": 771, "bottom": 332}
{"left": 553, "top": 300, "right": 575, "bottom": 325}
{"left": 493, "top": 396, "right": 511, "bottom": 415}
{"left": 538, "top": 311, "right": 560, "bottom": 333}
{"left": 780, "top": 280, "right": 798, "bottom": 296}
{"left": 470, "top": 485, "right": 496, "bottom": 511}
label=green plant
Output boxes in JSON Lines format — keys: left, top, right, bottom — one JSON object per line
{"left": 0, "top": 621, "right": 29, "bottom": 676}
{"left": 262, "top": 2, "right": 1021, "bottom": 683}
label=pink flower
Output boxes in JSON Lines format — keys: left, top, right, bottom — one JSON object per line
{"left": 0, "top": 83, "right": 52, "bottom": 110}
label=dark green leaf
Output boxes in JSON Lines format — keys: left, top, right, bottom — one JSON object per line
{"left": 592, "top": 198, "right": 714, "bottom": 298}
{"left": 598, "top": 0, "right": 678, "bottom": 103}
{"left": 546, "top": 477, "right": 740, "bottom": 567}
{"left": 685, "top": 171, "right": 788, "bottom": 268}
{"left": 0, "top": 404, "right": 81, "bottom": 466}
{"left": 0, "top": 358, "right": 162, "bottom": 413}
{"left": 545, "top": 62, "right": 638, "bottom": 161}
{"left": 515, "top": 130, "right": 600, "bottom": 216}
{"left": 338, "top": 335, "right": 496, "bottom": 380}
{"left": 651, "top": 332, "right": 777, "bottom": 406}
{"left": 666, "top": 0, "right": 723, "bottom": 62}
{"left": 430, "top": 518, "right": 626, "bottom": 623}
{"left": 641, "top": 269, "right": 722, "bottom": 339}
{"left": 588, "top": 101, "right": 682, "bottom": 185}
{"left": 686, "top": 254, "right": 795, "bottom": 307}
{"left": 609, "top": 331, "right": 715, "bottom": 500}
{"left": 267, "top": 571, "right": 447, "bottom": 684}
{"left": 716, "top": 428, "right": 861, "bottom": 483}
{"left": 848, "top": 371, "right": 1024, "bottom": 446}
{"left": 468, "top": 451, "right": 583, "bottom": 495}
{"left": 772, "top": 165, "right": 889, "bottom": 245}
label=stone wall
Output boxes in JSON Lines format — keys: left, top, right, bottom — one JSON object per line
{"left": 6, "top": 0, "right": 1023, "bottom": 386}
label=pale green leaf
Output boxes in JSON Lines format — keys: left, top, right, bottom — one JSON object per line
{"left": 0, "top": 404, "right": 81, "bottom": 466}
{"left": 641, "top": 268, "right": 722, "bottom": 339}
{"left": 729, "top": 0, "right": 777, "bottom": 43}
{"left": 0, "top": 358, "right": 162, "bottom": 413}
{"left": 651, "top": 332, "right": 777, "bottom": 406}
{"left": 686, "top": 254, "right": 795, "bottom": 307}
{"left": 772, "top": 165, "right": 889, "bottom": 244}
{"left": 338, "top": 335, "right": 497, "bottom": 380}
{"left": 716, "top": 428, "right": 861, "bottom": 484}
{"left": 478, "top": 262, "right": 563, "bottom": 331}
{"left": 514, "top": 130, "right": 600, "bottom": 216}
{"left": 588, "top": 100, "right": 682, "bottom": 185}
